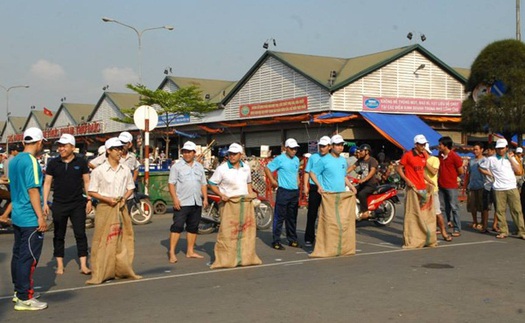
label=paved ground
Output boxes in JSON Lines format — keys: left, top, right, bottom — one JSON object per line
{"left": 1, "top": 199, "right": 525, "bottom": 322}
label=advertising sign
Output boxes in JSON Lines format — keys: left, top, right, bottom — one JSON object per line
{"left": 239, "top": 97, "right": 308, "bottom": 117}
{"left": 362, "top": 96, "right": 461, "bottom": 114}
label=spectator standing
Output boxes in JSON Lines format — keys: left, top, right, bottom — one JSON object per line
{"left": 466, "top": 143, "right": 485, "bottom": 231}
{"left": 265, "top": 138, "right": 301, "bottom": 250}
{"left": 10, "top": 127, "right": 48, "bottom": 311}
{"left": 479, "top": 143, "right": 498, "bottom": 232}
{"left": 43, "top": 134, "right": 92, "bottom": 275}
{"left": 437, "top": 136, "right": 464, "bottom": 237}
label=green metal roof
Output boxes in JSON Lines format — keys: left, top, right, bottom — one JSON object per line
{"left": 105, "top": 92, "right": 141, "bottom": 111}
{"left": 8, "top": 116, "right": 27, "bottom": 133}
{"left": 58, "top": 103, "right": 96, "bottom": 124}
{"left": 162, "top": 76, "right": 237, "bottom": 103}
{"left": 24, "top": 110, "right": 54, "bottom": 130}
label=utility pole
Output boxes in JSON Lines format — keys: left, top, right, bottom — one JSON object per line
{"left": 518, "top": 0, "right": 522, "bottom": 41}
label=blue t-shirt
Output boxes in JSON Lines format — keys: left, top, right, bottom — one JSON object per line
{"left": 10, "top": 152, "right": 43, "bottom": 227}
{"left": 468, "top": 158, "right": 485, "bottom": 190}
{"left": 305, "top": 152, "right": 323, "bottom": 185}
{"left": 267, "top": 153, "right": 300, "bottom": 190}
{"left": 312, "top": 153, "right": 348, "bottom": 192}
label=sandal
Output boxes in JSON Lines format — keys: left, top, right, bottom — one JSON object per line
{"left": 443, "top": 235, "right": 452, "bottom": 242}
{"left": 496, "top": 234, "right": 507, "bottom": 239}
{"left": 451, "top": 232, "right": 461, "bottom": 237}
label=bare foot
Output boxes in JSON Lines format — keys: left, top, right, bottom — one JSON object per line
{"left": 169, "top": 254, "right": 178, "bottom": 263}
{"left": 186, "top": 252, "right": 204, "bottom": 259}
{"left": 55, "top": 268, "right": 65, "bottom": 275}
{"left": 80, "top": 268, "right": 92, "bottom": 275}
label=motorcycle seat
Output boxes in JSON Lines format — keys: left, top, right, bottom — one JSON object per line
{"left": 374, "top": 184, "right": 395, "bottom": 194}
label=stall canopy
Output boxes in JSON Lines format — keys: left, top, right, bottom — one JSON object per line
{"left": 360, "top": 112, "right": 442, "bottom": 151}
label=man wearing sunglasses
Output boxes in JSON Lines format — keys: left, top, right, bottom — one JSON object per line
{"left": 265, "top": 138, "right": 301, "bottom": 250}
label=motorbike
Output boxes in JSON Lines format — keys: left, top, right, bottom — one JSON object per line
{"left": 198, "top": 191, "right": 274, "bottom": 234}
{"left": 350, "top": 177, "right": 400, "bottom": 226}
{"left": 126, "top": 192, "right": 154, "bottom": 225}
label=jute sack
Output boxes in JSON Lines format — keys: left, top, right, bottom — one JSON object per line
{"left": 210, "top": 195, "right": 262, "bottom": 269}
{"left": 310, "top": 191, "right": 356, "bottom": 258}
{"left": 86, "top": 202, "right": 142, "bottom": 284}
{"left": 402, "top": 186, "right": 437, "bottom": 249}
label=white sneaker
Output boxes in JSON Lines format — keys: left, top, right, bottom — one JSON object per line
{"left": 14, "top": 298, "right": 48, "bottom": 311}
{"left": 12, "top": 291, "right": 40, "bottom": 303}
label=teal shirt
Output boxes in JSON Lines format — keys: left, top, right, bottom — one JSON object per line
{"left": 267, "top": 153, "right": 300, "bottom": 190}
{"left": 305, "top": 152, "right": 323, "bottom": 185}
{"left": 10, "top": 152, "right": 43, "bottom": 227}
{"left": 312, "top": 153, "right": 348, "bottom": 192}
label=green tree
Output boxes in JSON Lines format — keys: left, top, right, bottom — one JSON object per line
{"left": 114, "top": 84, "right": 217, "bottom": 156}
{"left": 461, "top": 39, "right": 525, "bottom": 143}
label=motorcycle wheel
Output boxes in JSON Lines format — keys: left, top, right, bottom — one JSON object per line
{"left": 198, "top": 203, "right": 219, "bottom": 234}
{"left": 373, "top": 199, "right": 395, "bottom": 226}
{"left": 255, "top": 201, "right": 273, "bottom": 230}
{"left": 130, "top": 198, "right": 153, "bottom": 225}
{"left": 153, "top": 201, "right": 167, "bottom": 214}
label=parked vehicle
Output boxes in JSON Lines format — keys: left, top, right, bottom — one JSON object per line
{"left": 126, "top": 191, "right": 154, "bottom": 225}
{"left": 350, "top": 177, "right": 400, "bottom": 226}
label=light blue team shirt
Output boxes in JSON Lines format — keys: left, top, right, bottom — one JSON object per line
{"left": 311, "top": 153, "right": 348, "bottom": 193}
{"left": 9, "top": 152, "right": 44, "bottom": 227}
{"left": 267, "top": 153, "right": 300, "bottom": 190}
{"left": 305, "top": 152, "right": 323, "bottom": 185}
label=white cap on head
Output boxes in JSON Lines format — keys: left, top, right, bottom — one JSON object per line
{"left": 285, "top": 138, "right": 300, "bottom": 148}
{"left": 424, "top": 143, "right": 432, "bottom": 154}
{"left": 181, "top": 141, "right": 197, "bottom": 151}
{"left": 105, "top": 137, "right": 124, "bottom": 150}
{"left": 414, "top": 134, "right": 428, "bottom": 145}
{"left": 23, "top": 127, "right": 47, "bottom": 143}
{"left": 97, "top": 145, "right": 106, "bottom": 156}
{"left": 517, "top": 147, "right": 523, "bottom": 153}
{"left": 495, "top": 138, "right": 508, "bottom": 148}
{"left": 118, "top": 131, "right": 133, "bottom": 143}
{"left": 56, "top": 133, "right": 75, "bottom": 146}
{"left": 318, "top": 136, "right": 331, "bottom": 146}
{"left": 331, "top": 134, "right": 345, "bottom": 145}
{"left": 228, "top": 143, "right": 243, "bottom": 154}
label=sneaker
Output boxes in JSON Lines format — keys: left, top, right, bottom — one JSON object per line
{"left": 14, "top": 298, "right": 48, "bottom": 311}
{"left": 288, "top": 241, "right": 302, "bottom": 248}
{"left": 272, "top": 242, "right": 285, "bottom": 250}
{"left": 12, "top": 291, "right": 41, "bottom": 303}
{"left": 304, "top": 241, "right": 314, "bottom": 247}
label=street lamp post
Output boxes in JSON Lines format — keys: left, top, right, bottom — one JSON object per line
{"left": 102, "top": 17, "right": 174, "bottom": 84}
{"left": 0, "top": 84, "right": 29, "bottom": 154}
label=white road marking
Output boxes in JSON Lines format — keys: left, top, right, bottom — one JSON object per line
{"left": 0, "top": 240, "right": 499, "bottom": 300}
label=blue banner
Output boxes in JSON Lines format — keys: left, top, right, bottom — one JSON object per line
{"left": 158, "top": 113, "right": 190, "bottom": 126}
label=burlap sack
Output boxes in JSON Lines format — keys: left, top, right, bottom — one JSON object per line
{"left": 310, "top": 191, "right": 356, "bottom": 258}
{"left": 402, "top": 186, "right": 437, "bottom": 249}
{"left": 86, "top": 202, "right": 142, "bottom": 284}
{"left": 210, "top": 195, "right": 262, "bottom": 269}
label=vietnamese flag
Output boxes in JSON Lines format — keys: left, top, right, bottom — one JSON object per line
{"left": 43, "top": 107, "right": 53, "bottom": 117}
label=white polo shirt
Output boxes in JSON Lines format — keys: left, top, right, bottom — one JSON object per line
{"left": 208, "top": 160, "right": 251, "bottom": 197}
{"left": 480, "top": 155, "right": 517, "bottom": 190}
{"left": 89, "top": 162, "right": 135, "bottom": 198}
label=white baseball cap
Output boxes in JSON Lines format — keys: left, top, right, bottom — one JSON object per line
{"left": 228, "top": 143, "right": 243, "bottom": 154}
{"left": 495, "top": 138, "right": 508, "bottom": 149}
{"left": 97, "top": 145, "right": 106, "bottom": 156}
{"left": 56, "top": 133, "right": 75, "bottom": 146}
{"left": 23, "top": 127, "right": 47, "bottom": 143}
{"left": 285, "top": 138, "right": 300, "bottom": 148}
{"left": 414, "top": 134, "right": 428, "bottom": 145}
{"left": 318, "top": 136, "right": 331, "bottom": 146}
{"left": 105, "top": 137, "right": 124, "bottom": 150}
{"left": 424, "top": 143, "right": 432, "bottom": 154}
{"left": 517, "top": 147, "right": 523, "bottom": 153}
{"left": 181, "top": 141, "right": 197, "bottom": 152}
{"left": 118, "top": 131, "right": 133, "bottom": 143}
{"left": 331, "top": 134, "right": 345, "bottom": 145}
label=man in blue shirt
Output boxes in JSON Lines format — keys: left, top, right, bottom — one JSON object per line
{"left": 303, "top": 136, "right": 331, "bottom": 247}
{"left": 265, "top": 138, "right": 301, "bottom": 250}
{"left": 10, "top": 127, "right": 48, "bottom": 311}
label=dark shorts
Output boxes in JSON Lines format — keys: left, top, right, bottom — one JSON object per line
{"left": 467, "top": 189, "right": 484, "bottom": 213}
{"left": 482, "top": 189, "right": 495, "bottom": 211}
{"left": 170, "top": 205, "right": 202, "bottom": 234}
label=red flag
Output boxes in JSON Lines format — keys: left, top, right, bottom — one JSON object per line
{"left": 43, "top": 107, "right": 53, "bottom": 117}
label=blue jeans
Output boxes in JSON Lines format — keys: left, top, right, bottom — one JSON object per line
{"left": 11, "top": 225, "right": 44, "bottom": 301}
{"left": 439, "top": 188, "right": 461, "bottom": 232}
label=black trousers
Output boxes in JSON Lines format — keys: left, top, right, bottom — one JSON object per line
{"left": 272, "top": 188, "right": 299, "bottom": 244}
{"left": 357, "top": 184, "right": 376, "bottom": 213}
{"left": 304, "top": 184, "right": 322, "bottom": 243}
{"left": 52, "top": 201, "right": 88, "bottom": 258}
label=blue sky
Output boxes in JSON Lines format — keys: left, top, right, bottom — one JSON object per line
{"left": 0, "top": 0, "right": 521, "bottom": 119}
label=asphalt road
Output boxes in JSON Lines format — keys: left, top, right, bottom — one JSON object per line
{"left": 1, "top": 199, "right": 525, "bottom": 322}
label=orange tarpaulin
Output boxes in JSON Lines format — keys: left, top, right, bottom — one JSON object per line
{"left": 198, "top": 125, "right": 224, "bottom": 133}
{"left": 420, "top": 116, "right": 461, "bottom": 123}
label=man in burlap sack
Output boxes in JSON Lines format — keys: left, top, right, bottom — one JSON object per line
{"left": 86, "top": 137, "right": 142, "bottom": 284}
{"left": 397, "top": 135, "right": 437, "bottom": 249}
{"left": 309, "top": 134, "right": 357, "bottom": 258}
{"left": 208, "top": 143, "right": 262, "bottom": 269}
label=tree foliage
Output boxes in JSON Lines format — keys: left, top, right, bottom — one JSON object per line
{"left": 461, "top": 39, "right": 525, "bottom": 140}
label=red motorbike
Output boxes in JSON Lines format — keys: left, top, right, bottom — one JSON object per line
{"left": 349, "top": 177, "right": 399, "bottom": 226}
{"left": 198, "top": 190, "right": 273, "bottom": 234}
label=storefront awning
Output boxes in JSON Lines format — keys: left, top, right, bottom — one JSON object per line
{"left": 360, "top": 112, "right": 442, "bottom": 151}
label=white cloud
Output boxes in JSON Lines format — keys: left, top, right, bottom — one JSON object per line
{"left": 30, "top": 59, "right": 66, "bottom": 81}
{"left": 102, "top": 67, "right": 139, "bottom": 90}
